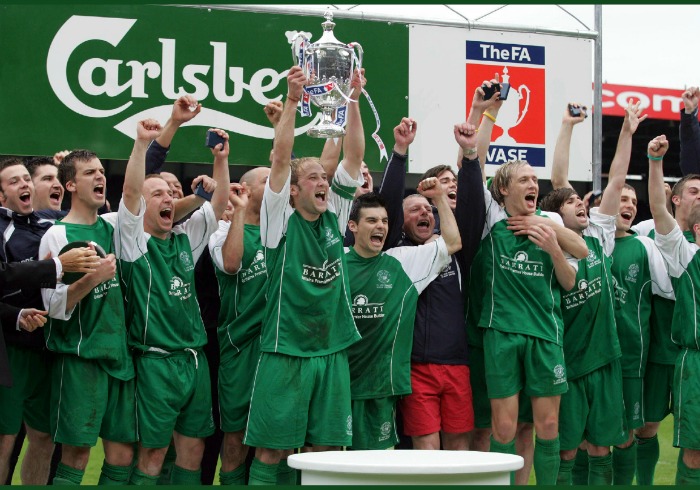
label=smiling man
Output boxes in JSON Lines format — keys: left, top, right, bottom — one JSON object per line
{"left": 345, "top": 178, "right": 461, "bottom": 450}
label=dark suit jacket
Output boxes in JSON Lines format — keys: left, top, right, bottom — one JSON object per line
{"left": 0, "top": 259, "right": 57, "bottom": 387}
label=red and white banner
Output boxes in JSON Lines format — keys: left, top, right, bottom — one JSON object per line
{"left": 602, "top": 83, "right": 685, "bottom": 121}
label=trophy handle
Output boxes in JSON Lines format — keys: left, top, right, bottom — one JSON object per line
{"left": 514, "top": 85, "right": 531, "bottom": 128}
{"left": 348, "top": 42, "right": 364, "bottom": 72}
{"left": 291, "top": 33, "right": 309, "bottom": 67}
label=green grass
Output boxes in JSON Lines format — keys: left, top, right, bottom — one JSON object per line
{"left": 13, "top": 417, "right": 678, "bottom": 485}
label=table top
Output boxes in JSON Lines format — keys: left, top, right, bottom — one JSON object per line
{"left": 288, "top": 450, "right": 524, "bottom": 474}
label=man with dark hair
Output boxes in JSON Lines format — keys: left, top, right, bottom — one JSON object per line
{"left": 542, "top": 101, "right": 645, "bottom": 484}
{"left": 39, "top": 146, "right": 136, "bottom": 485}
{"left": 25, "top": 157, "right": 63, "bottom": 212}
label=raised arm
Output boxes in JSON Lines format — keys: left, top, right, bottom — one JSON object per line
{"left": 340, "top": 68, "right": 366, "bottom": 180}
{"left": 220, "top": 183, "right": 248, "bottom": 274}
{"left": 146, "top": 95, "right": 201, "bottom": 174}
{"left": 207, "top": 129, "right": 232, "bottom": 220}
{"left": 270, "top": 66, "right": 308, "bottom": 192}
{"left": 453, "top": 122, "right": 485, "bottom": 272}
{"left": 680, "top": 86, "right": 700, "bottom": 176}
{"left": 551, "top": 103, "right": 587, "bottom": 190}
{"left": 473, "top": 76, "right": 504, "bottom": 182}
{"left": 648, "top": 135, "right": 676, "bottom": 235}
{"left": 598, "top": 100, "right": 646, "bottom": 216}
{"left": 320, "top": 137, "right": 343, "bottom": 182}
{"left": 418, "top": 177, "right": 462, "bottom": 255}
{"left": 123, "top": 119, "right": 163, "bottom": 215}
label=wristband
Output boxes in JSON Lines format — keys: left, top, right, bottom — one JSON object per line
{"left": 287, "top": 95, "right": 300, "bottom": 103}
{"left": 483, "top": 112, "right": 497, "bottom": 123}
{"left": 464, "top": 147, "right": 477, "bottom": 156}
{"left": 647, "top": 154, "right": 663, "bottom": 161}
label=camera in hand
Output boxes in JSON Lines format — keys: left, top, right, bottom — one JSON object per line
{"left": 482, "top": 82, "right": 501, "bottom": 100}
{"left": 568, "top": 104, "right": 588, "bottom": 118}
{"left": 205, "top": 130, "right": 226, "bottom": 149}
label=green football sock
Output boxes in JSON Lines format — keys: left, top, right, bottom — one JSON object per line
{"left": 157, "top": 444, "right": 176, "bottom": 485}
{"left": 588, "top": 453, "right": 613, "bottom": 485}
{"left": 277, "top": 459, "right": 298, "bottom": 485}
{"left": 676, "top": 451, "right": 700, "bottom": 485}
{"left": 98, "top": 461, "right": 131, "bottom": 485}
{"left": 220, "top": 465, "right": 246, "bottom": 485}
{"left": 248, "top": 459, "right": 279, "bottom": 485}
{"left": 635, "top": 435, "right": 659, "bottom": 485}
{"left": 490, "top": 435, "right": 516, "bottom": 484}
{"left": 556, "top": 458, "right": 575, "bottom": 485}
{"left": 171, "top": 465, "right": 202, "bottom": 485}
{"left": 129, "top": 467, "right": 159, "bottom": 485}
{"left": 571, "top": 448, "right": 588, "bottom": 485}
{"left": 53, "top": 462, "right": 84, "bottom": 485}
{"left": 612, "top": 444, "right": 636, "bottom": 484}
{"left": 534, "top": 436, "right": 560, "bottom": 485}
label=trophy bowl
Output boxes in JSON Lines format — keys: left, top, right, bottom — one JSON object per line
{"left": 292, "top": 11, "right": 363, "bottom": 138}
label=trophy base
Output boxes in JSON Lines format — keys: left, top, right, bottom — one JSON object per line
{"left": 306, "top": 123, "right": 347, "bottom": 139}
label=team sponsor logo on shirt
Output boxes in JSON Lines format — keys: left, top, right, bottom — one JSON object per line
{"left": 179, "top": 251, "right": 194, "bottom": 272}
{"left": 626, "top": 263, "right": 639, "bottom": 283}
{"left": 168, "top": 275, "right": 192, "bottom": 300}
{"left": 240, "top": 249, "right": 267, "bottom": 284}
{"left": 376, "top": 269, "right": 393, "bottom": 289}
{"left": 586, "top": 249, "right": 601, "bottom": 268}
{"left": 379, "top": 421, "right": 392, "bottom": 442}
{"left": 499, "top": 252, "right": 544, "bottom": 277}
{"left": 562, "top": 277, "right": 602, "bottom": 310}
{"left": 346, "top": 415, "right": 353, "bottom": 436}
{"left": 301, "top": 258, "right": 341, "bottom": 285}
{"left": 352, "top": 294, "right": 385, "bottom": 320}
{"left": 324, "top": 226, "right": 340, "bottom": 249}
{"left": 439, "top": 261, "right": 456, "bottom": 279}
{"left": 553, "top": 364, "right": 567, "bottom": 385}
{"left": 93, "top": 276, "right": 119, "bottom": 300}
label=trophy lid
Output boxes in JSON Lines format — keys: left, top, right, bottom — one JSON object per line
{"left": 314, "top": 9, "right": 344, "bottom": 46}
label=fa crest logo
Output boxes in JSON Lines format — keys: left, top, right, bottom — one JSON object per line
{"left": 626, "top": 263, "right": 640, "bottom": 283}
{"left": 179, "top": 251, "right": 193, "bottom": 271}
{"left": 466, "top": 41, "right": 546, "bottom": 167}
{"left": 514, "top": 252, "right": 528, "bottom": 262}
{"left": 377, "top": 270, "right": 391, "bottom": 284}
{"left": 578, "top": 279, "right": 588, "bottom": 291}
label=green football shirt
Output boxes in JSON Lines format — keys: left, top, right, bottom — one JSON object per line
{"left": 209, "top": 221, "right": 267, "bottom": 360}
{"left": 345, "top": 238, "right": 449, "bottom": 399}
{"left": 611, "top": 233, "right": 674, "bottom": 378}
{"left": 259, "top": 164, "right": 362, "bottom": 357}
{"left": 116, "top": 198, "right": 217, "bottom": 353}
{"left": 39, "top": 214, "right": 133, "bottom": 381}
{"left": 560, "top": 210, "right": 620, "bottom": 380}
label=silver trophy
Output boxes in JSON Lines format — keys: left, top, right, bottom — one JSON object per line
{"left": 291, "top": 11, "right": 363, "bottom": 138}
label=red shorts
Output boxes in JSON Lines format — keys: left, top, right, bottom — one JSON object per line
{"left": 400, "top": 363, "right": 474, "bottom": 436}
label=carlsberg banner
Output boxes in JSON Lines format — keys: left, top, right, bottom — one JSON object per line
{"left": 0, "top": 5, "right": 592, "bottom": 179}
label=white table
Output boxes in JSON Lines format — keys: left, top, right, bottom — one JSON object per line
{"left": 288, "top": 450, "right": 524, "bottom": 485}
